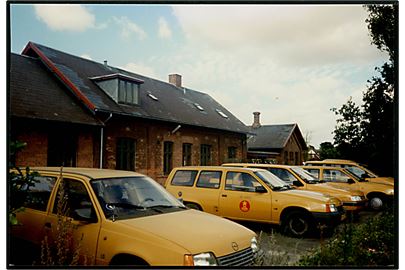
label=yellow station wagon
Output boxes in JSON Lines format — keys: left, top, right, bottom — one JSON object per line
{"left": 302, "top": 165, "right": 394, "bottom": 211}
{"left": 222, "top": 163, "right": 367, "bottom": 213}
{"left": 10, "top": 167, "right": 258, "bottom": 267}
{"left": 304, "top": 159, "right": 394, "bottom": 186}
{"left": 165, "top": 166, "right": 345, "bottom": 237}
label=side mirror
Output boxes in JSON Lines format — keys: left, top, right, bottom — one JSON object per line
{"left": 347, "top": 178, "right": 355, "bottom": 184}
{"left": 73, "top": 208, "right": 97, "bottom": 223}
{"left": 255, "top": 186, "right": 267, "bottom": 193}
{"left": 293, "top": 180, "right": 304, "bottom": 187}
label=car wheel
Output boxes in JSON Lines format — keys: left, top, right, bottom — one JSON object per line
{"left": 369, "top": 196, "right": 384, "bottom": 211}
{"left": 283, "top": 211, "right": 312, "bottom": 237}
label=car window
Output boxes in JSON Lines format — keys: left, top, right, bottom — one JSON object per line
{"left": 53, "top": 179, "right": 97, "bottom": 221}
{"left": 225, "top": 172, "right": 261, "bottom": 192}
{"left": 22, "top": 176, "right": 56, "bottom": 211}
{"left": 196, "top": 171, "right": 222, "bottom": 189}
{"left": 171, "top": 170, "right": 198, "bottom": 186}
{"left": 323, "top": 169, "right": 351, "bottom": 183}
{"left": 305, "top": 169, "right": 320, "bottom": 179}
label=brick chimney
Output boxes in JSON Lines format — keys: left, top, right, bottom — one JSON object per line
{"left": 252, "top": 112, "right": 261, "bottom": 128}
{"left": 169, "top": 74, "right": 182, "bottom": 87}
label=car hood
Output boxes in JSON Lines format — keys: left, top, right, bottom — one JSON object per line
{"left": 367, "top": 177, "right": 394, "bottom": 186}
{"left": 117, "top": 209, "right": 255, "bottom": 256}
{"left": 283, "top": 189, "right": 338, "bottom": 203}
{"left": 309, "top": 183, "right": 364, "bottom": 197}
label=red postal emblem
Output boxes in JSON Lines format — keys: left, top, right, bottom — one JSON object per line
{"left": 239, "top": 200, "right": 250, "bottom": 212}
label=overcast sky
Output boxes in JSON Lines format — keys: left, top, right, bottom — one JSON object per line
{"left": 9, "top": 3, "right": 390, "bottom": 147}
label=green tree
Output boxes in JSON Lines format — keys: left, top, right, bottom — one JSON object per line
{"left": 318, "top": 142, "right": 339, "bottom": 160}
{"left": 332, "top": 4, "right": 397, "bottom": 176}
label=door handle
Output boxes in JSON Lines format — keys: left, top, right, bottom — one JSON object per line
{"left": 221, "top": 194, "right": 227, "bottom": 197}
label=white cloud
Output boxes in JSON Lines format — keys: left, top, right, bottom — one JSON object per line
{"left": 172, "top": 5, "right": 386, "bottom": 67}
{"left": 121, "top": 62, "right": 158, "bottom": 79}
{"left": 113, "top": 16, "right": 147, "bottom": 40}
{"left": 34, "top": 4, "right": 95, "bottom": 32}
{"left": 158, "top": 17, "right": 172, "bottom": 39}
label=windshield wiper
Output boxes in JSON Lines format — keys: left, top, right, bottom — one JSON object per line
{"left": 146, "top": 205, "right": 187, "bottom": 210}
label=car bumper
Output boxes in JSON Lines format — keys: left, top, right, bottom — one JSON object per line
{"left": 312, "top": 210, "right": 344, "bottom": 227}
{"left": 342, "top": 200, "right": 367, "bottom": 212}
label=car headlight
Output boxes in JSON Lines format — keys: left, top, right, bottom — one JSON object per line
{"left": 326, "top": 204, "right": 338, "bottom": 212}
{"left": 251, "top": 236, "right": 259, "bottom": 253}
{"left": 386, "top": 189, "right": 394, "bottom": 195}
{"left": 350, "top": 196, "right": 362, "bottom": 201}
{"left": 185, "top": 252, "right": 217, "bottom": 266}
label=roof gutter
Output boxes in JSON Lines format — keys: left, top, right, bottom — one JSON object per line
{"left": 99, "top": 112, "right": 113, "bottom": 169}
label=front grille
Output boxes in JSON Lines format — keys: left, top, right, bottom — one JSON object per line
{"left": 217, "top": 247, "right": 254, "bottom": 266}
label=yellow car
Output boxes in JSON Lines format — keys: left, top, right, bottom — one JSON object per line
{"left": 10, "top": 167, "right": 258, "bottom": 267}
{"left": 302, "top": 165, "right": 394, "bottom": 211}
{"left": 304, "top": 159, "right": 394, "bottom": 186}
{"left": 222, "top": 163, "right": 367, "bottom": 213}
{"left": 165, "top": 166, "right": 345, "bottom": 238}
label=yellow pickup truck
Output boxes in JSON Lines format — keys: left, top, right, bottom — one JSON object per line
{"left": 165, "top": 166, "right": 345, "bottom": 237}
{"left": 304, "top": 159, "right": 394, "bottom": 186}
{"left": 10, "top": 167, "right": 258, "bottom": 267}
{"left": 302, "top": 165, "right": 394, "bottom": 211}
{"left": 222, "top": 163, "right": 367, "bottom": 213}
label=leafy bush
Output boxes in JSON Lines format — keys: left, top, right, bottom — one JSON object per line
{"left": 298, "top": 210, "right": 395, "bottom": 267}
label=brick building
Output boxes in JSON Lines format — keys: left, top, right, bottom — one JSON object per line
{"left": 247, "top": 112, "right": 308, "bottom": 165}
{"left": 10, "top": 42, "right": 250, "bottom": 184}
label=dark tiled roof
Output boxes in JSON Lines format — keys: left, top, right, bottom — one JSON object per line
{"left": 10, "top": 53, "right": 101, "bottom": 126}
{"left": 248, "top": 124, "right": 307, "bottom": 150}
{"left": 22, "top": 42, "right": 250, "bottom": 134}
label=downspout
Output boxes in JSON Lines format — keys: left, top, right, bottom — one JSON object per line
{"left": 99, "top": 113, "right": 113, "bottom": 169}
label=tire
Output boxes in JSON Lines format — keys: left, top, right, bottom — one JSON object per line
{"left": 283, "top": 211, "right": 313, "bottom": 237}
{"left": 369, "top": 196, "right": 385, "bottom": 211}
{"left": 184, "top": 202, "right": 202, "bottom": 211}
{"left": 110, "top": 255, "right": 148, "bottom": 266}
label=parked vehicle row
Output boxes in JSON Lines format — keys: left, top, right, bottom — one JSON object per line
{"left": 9, "top": 160, "right": 394, "bottom": 267}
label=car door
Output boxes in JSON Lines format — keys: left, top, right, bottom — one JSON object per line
{"left": 218, "top": 171, "right": 271, "bottom": 223}
{"left": 44, "top": 176, "right": 102, "bottom": 265}
{"left": 193, "top": 170, "right": 222, "bottom": 214}
{"left": 11, "top": 175, "right": 57, "bottom": 246}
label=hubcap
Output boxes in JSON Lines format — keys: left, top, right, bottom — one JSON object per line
{"left": 370, "top": 197, "right": 383, "bottom": 210}
{"left": 290, "top": 217, "right": 308, "bottom": 235}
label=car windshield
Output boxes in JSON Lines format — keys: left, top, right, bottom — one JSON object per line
{"left": 91, "top": 176, "right": 186, "bottom": 220}
{"left": 345, "top": 165, "right": 377, "bottom": 179}
{"left": 343, "top": 169, "right": 366, "bottom": 182}
{"left": 254, "top": 170, "right": 292, "bottom": 191}
{"left": 291, "top": 167, "right": 320, "bottom": 184}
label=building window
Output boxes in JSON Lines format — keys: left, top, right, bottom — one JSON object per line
{"left": 289, "top": 152, "right": 294, "bottom": 164}
{"left": 116, "top": 138, "right": 136, "bottom": 171}
{"left": 295, "top": 152, "right": 299, "bottom": 165}
{"left": 284, "top": 151, "right": 288, "bottom": 164}
{"left": 182, "top": 143, "right": 192, "bottom": 166}
{"left": 228, "top": 147, "right": 237, "bottom": 159}
{"left": 163, "top": 141, "right": 174, "bottom": 175}
{"left": 92, "top": 74, "right": 143, "bottom": 106}
{"left": 118, "top": 80, "right": 139, "bottom": 105}
{"left": 48, "top": 129, "right": 77, "bottom": 167}
{"left": 200, "top": 144, "right": 212, "bottom": 166}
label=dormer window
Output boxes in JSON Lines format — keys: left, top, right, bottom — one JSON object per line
{"left": 90, "top": 73, "right": 144, "bottom": 105}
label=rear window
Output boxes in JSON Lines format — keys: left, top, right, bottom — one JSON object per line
{"left": 171, "top": 170, "right": 198, "bottom": 186}
{"left": 196, "top": 171, "right": 222, "bottom": 189}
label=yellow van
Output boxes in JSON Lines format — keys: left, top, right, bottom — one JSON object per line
{"left": 10, "top": 167, "right": 257, "bottom": 266}
{"left": 165, "top": 166, "right": 344, "bottom": 238}
{"left": 222, "top": 163, "right": 366, "bottom": 213}
{"left": 304, "top": 159, "right": 394, "bottom": 186}
{"left": 302, "top": 165, "right": 394, "bottom": 211}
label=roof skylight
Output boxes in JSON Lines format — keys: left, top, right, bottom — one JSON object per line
{"left": 216, "top": 109, "right": 229, "bottom": 118}
{"left": 194, "top": 103, "right": 204, "bottom": 111}
{"left": 148, "top": 93, "right": 158, "bottom": 101}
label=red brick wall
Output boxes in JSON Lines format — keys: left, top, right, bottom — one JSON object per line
{"left": 104, "top": 117, "right": 247, "bottom": 184}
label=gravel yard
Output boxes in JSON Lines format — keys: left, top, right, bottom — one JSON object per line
{"left": 237, "top": 210, "right": 380, "bottom": 266}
